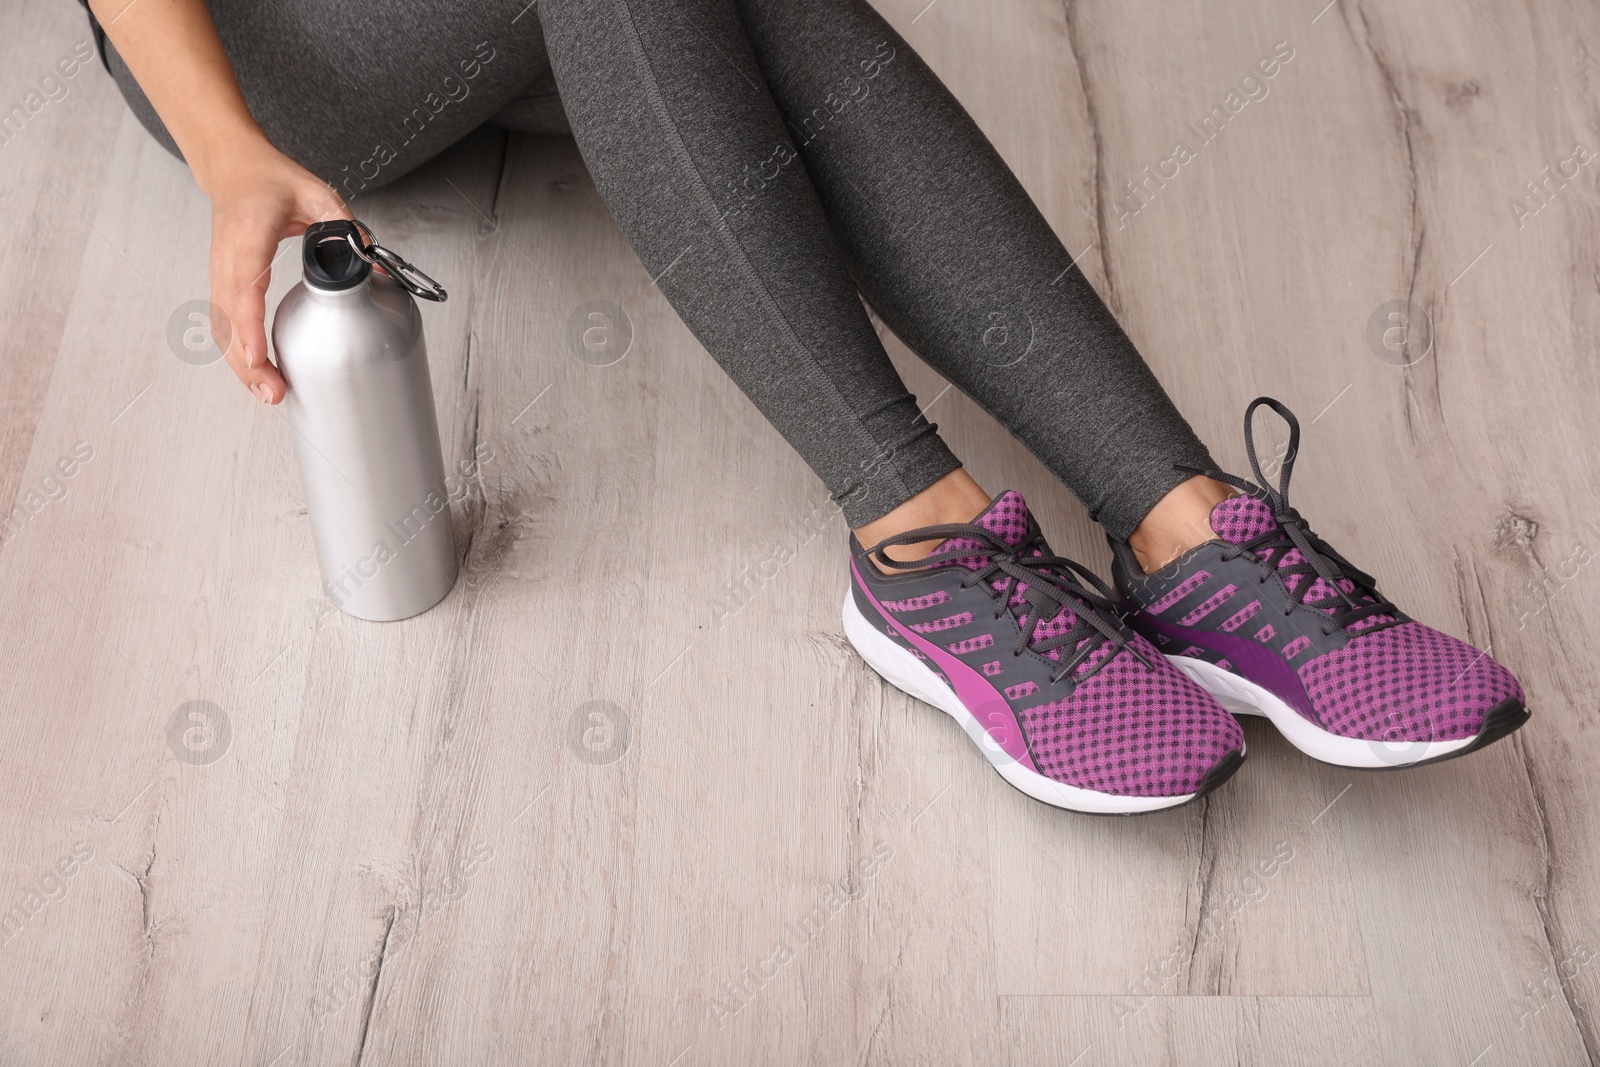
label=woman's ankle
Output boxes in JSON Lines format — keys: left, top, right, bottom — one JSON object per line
{"left": 853, "top": 468, "right": 991, "bottom": 569}
{"left": 1126, "top": 475, "right": 1236, "bottom": 573}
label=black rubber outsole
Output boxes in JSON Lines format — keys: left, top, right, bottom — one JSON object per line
{"left": 994, "top": 745, "right": 1247, "bottom": 817}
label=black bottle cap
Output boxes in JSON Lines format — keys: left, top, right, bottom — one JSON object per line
{"left": 302, "top": 220, "right": 373, "bottom": 291}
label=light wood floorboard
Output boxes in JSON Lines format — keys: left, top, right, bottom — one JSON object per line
{"left": 1, "top": 0, "right": 1597, "bottom": 1064}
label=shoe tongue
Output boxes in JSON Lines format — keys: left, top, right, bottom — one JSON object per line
{"left": 1210, "top": 492, "right": 1314, "bottom": 589}
{"left": 928, "top": 491, "right": 1032, "bottom": 568}
{"left": 1209, "top": 493, "right": 1278, "bottom": 544}
{"left": 969, "top": 490, "right": 1031, "bottom": 548}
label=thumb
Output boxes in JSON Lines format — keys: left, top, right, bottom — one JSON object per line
{"left": 294, "top": 184, "right": 355, "bottom": 233}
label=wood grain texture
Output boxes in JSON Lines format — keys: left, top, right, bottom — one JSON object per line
{"left": 1, "top": 0, "right": 1597, "bottom": 1064}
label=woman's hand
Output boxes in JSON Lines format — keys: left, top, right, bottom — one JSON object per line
{"left": 200, "top": 140, "right": 351, "bottom": 405}
{"left": 87, "top": 0, "right": 349, "bottom": 405}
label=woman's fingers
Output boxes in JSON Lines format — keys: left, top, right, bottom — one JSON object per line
{"left": 209, "top": 163, "right": 350, "bottom": 405}
{"left": 295, "top": 185, "right": 354, "bottom": 230}
{"left": 213, "top": 213, "right": 286, "bottom": 404}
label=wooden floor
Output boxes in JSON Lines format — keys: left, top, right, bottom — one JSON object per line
{"left": 3, "top": 0, "right": 1598, "bottom": 1063}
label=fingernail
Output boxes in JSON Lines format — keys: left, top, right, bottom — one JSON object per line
{"left": 252, "top": 382, "right": 272, "bottom": 405}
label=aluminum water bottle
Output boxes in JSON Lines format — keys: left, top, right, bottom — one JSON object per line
{"left": 271, "top": 219, "right": 458, "bottom": 622}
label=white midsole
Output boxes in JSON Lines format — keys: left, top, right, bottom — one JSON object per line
{"left": 842, "top": 590, "right": 1200, "bottom": 814}
{"left": 1168, "top": 655, "right": 1475, "bottom": 769}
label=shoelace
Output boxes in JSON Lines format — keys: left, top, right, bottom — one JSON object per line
{"left": 1178, "top": 397, "right": 1400, "bottom": 637}
{"left": 867, "top": 522, "right": 1154, "bottom": 683}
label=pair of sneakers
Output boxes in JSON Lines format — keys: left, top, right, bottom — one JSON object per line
{"left": 843, "top": 398, "right": 1529, "bottom": 814}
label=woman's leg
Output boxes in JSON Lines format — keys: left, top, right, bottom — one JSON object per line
{"left": 98, "top": 1, "right": 558, "bottom": 197}
{"left": 534, "top": 0, "right": 968, "bottom": 532}
{"left": 733, "top": 0, "right": 1229, "bottom": 562}
{"left": 100, "top": 0, "right": 980, "bottom": 542}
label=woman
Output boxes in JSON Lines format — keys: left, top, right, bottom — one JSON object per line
{"left": 88, "top": 0, "right": 1528, "bottom": 814}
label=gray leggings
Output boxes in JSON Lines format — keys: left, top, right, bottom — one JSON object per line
{"left": 103, "top": 0, "right": 1215, "bottom": 537}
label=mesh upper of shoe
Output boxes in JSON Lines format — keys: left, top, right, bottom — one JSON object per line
{"left": 1017, "top": 631, "right": 1244, "bottom": 796}
{"left": 1205, "top": 495, "right": 1523, "bottom": 738}
{"left": 1297, "top": 620, "right": 1523, "bottom": 740}
{"left": 899, "top": 492, "right": 1243, "bottom": 796}
{"left": 926, "top": 493, "right": 1098, "bottom": 676}
{"left": 1210, "top": 497, "right": 1382, "bottom": 609}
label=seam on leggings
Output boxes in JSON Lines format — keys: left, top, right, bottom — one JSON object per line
{"left": 607, "top": 0, "right": 909, "bottom": 503}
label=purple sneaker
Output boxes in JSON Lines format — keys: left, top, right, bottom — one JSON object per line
{"left": 1112, "top": 398, "right": 1529, "bottom": 770}
{"left": 843, "top": 491, "right": 1245, "bottom": 814}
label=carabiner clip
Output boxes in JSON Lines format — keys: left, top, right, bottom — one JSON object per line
{"left": 346, "top": 220, "right": 448, "bottom": 302}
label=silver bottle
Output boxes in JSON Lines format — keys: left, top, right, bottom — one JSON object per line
{"left": 271, "top": 220, "right": 457, "bottom": 622}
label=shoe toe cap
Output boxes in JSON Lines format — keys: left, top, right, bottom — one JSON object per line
{"left": 1300, "top": 621, "right": 1525, "bottom": 742}
{"left": 1019, "top": 645, "right": 1244, "bottom": 798}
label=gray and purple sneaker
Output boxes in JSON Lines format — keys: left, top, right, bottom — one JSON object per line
{"left": 843, "top": 491, "right": 1245, "bottom": 814}
{"left": 1112, "top": 397, "right": 1529, "bottom": 770}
